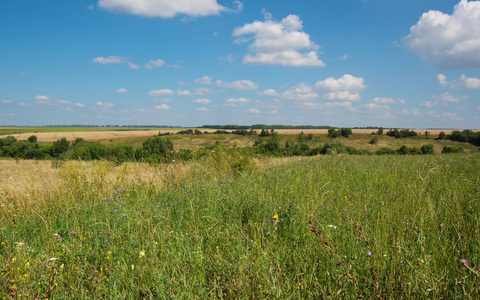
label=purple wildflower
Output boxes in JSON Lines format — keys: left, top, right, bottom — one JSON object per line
{"left": 367, "top": 252, "right": 372, "bottom": 257}
{"left": 70, "top": 230, "right": 75, "bottom": 235}
{"left": 460, "top": 259, "right": 468, "bottom": 265}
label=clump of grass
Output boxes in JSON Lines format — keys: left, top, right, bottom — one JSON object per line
{"left": 0, "top": 154, "right": 479, "bottom": 298}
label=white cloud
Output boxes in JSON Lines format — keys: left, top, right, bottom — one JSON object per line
{"left": 193, "top": 87, "right": 213, "bottom": 95}
{"left": 92, "top": 56, "right": 126, "bottom": 64}
{"left": 451, "top": 74, "right": 480, "bottom": 89}
{"left": 197, "top": 107, "right": 209, "bottom": 111}
{"left": 258, "top": 84, "right": 319, "bottom": 101}
{"left": 116, "top": 88, "right": 128, "bottom": 93}
{"left": 19, "top": 102, "right": 31, "bottom": 108}
{"left": 1, "top": 99, "right": 12, "bottom": 104}
{"left": 339, "top": 54, "right": 348, "bottom": 60}
{"left": 191, "top": 98, "right": 211, "bottom": 104}
{"left": 195, "top": 76, "right": 213, "bottom": 84}
{"left": 224, "top": 97, "right": 251, "bottom": 107}
{"left": 73, "top": 103, "right": 86, "bottom": 108}
{"left": 98, "top": 0, "right": 236, "bottom": 18}
{"left": 145, "top": 59, "right": 166, "bottom": 69}
{"left": 426, "top": 111, "right": 464, "bottom": 121}
{"left": 248, "top": 108, "right": 261, "bottom": 114}
{"left": 433, "top": 92, "right": 468, "bottom": 104}
{"left": 96, "top": 102, "right": 115, "bottom": 108}
{"left": 323, "top": 91, "right": 361, "bottom": 101}
{"left": 437, "top": 74, "right": 448, "bottom": 86}
{"left": 127, "top": 62, "right": 141, "bottom": 70}
{"left": 147, "top": 89, "right": 175, "bottom": 96}
{"left": 401, "top": 108, "right": 421, "bottom": 116}
{"left": 56, "top": 100, "right": 71, "bottom": 105}
{"left": 315, "top": 74, "right": 366, "bottom": 101}
{"left": 315, "top": 74, "right": 366, "bottom": 92}
{"left": 219, "top": 53, "right": 236, "bottom": 62}
{"left": 134, "top": 108, "right": 153, "bottom": 113}
{"left": 35, "top": 95, "right": 50, "bottom": 101}
{"left": 363, "top": 103, "right": 390, "bottom": 110}
{"left": 154, "top": 104, "right": 171, "bottom": 110}
{"left": 195, "top": 76, "right": 258, "bottom": 90}
{"left": 371, "top": 97, "right": 405, "bottom": 104}
{"left": 215, "top": 79, "right": 258, "bottom": 90}
{"left": 403, "top": 0, "right": 480, "bottom": 69}
{"left": 233, "top": 11, "right": 325, "bottom": 67}
{"left": 420, "top": 101, "right": 438, "bottom": 108}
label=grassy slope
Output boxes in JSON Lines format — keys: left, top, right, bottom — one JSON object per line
{"left": 0, "top": 154, "right": 479, "bottom": 298}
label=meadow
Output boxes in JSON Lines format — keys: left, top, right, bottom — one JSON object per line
{"left": 0, "top": 129, "right": 479, "bottom": 298}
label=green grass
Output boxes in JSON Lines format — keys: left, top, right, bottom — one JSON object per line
{"left": 1, "top": 154, "right": 479, "bottom": 298}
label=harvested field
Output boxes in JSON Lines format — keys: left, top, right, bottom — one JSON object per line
{"left": 4, "top": 128, "right": 476, "bottom": 142}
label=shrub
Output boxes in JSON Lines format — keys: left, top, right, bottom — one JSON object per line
{"left": 421, "top": 144, "right": 434, "bottom": 154}
{"left": 27, "top": 135, "right": 37, "bottom": 143}
{"left": 369, "top": 137, "right": 379, "bottom": 144}
{"left": 442, "top": 145, "right": 464, "bottom": 153}
{"left": 438, "top": 131, "right": 446, "bottom": 140}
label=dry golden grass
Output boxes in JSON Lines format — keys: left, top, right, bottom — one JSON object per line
{"left": 0, "top": 160, "right": 191, "bottom": 216}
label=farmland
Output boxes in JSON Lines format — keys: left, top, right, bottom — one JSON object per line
{"left": 0, "top": 128, "right": 479, "bottom": 298}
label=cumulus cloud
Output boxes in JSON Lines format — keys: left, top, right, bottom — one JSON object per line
{"left": 96, "top": 102, "right": 115, "bottom": 108}
{"left": 154, "top": 104, "right": 171, "bottom": 110}
{"left": 35, "top": 95, "right": 50, "bottom": 101}
{"left": 363, "top": 103, "right": 390, "bottom": 110}
{"left": 248, "top": 108, "right": 261, "bottom": 114}
{"left": 233, "top": 11, "right": 325, "bottom": 67}
{"left": 451, "top": 74, "right": 480, "bottom": 89}
{"left": 224, "top": 97, "right": 251, "bottom": 107}
{"left": 145, "top": 59, "right": 166, "bottom": 69}
{"left": 370, "top": 97, "right": 405, "bottom": 104}
{"left": 73, "top": 103, "right": 86, "bottom": 108}
{"left": 437, "top": 74, "right": 448, "bottom": 86}
{"left": 258, "top": 83, "right": 319, "bottom": 101}
{"left": 420, "top": 101, "right": 438, "bottom": 108}
{"left": 127, "top": 62, "right": 141, "bottom": 70}
{"left": 1, "top": 99, "right": 12, "bottom": 104}
{"left": 56, "top": 100, "right": 71, "bottom": 105}
{"left": 191, "top": 98, "right": 211, "bottom": 104}
{"left": 197, "top": 107, "right": 209, "bottom": 111}
{"left": 403, "top": 0, "right": 480, "bottom": 69}
{"left": 426, "top": 111, "right": 464, "bottom": 121}
{"left": 315, "top": 74, "right": 366, "bottom": 101}
{"left": 116, "top": 88, "right": 128, "bottom": 93}
{"left": 97, "top": 0, "right": 239, "bottom": 18}
{"left": 147, "top": 89, "right": 176, "bottom": 96}
{"left": 92, "top": 55, "right": 126, "bottom": 64}
{"left": 195, "top": 76, "right": 258, "bottom": 90}
{"left": 433, "top": 92, "right": 468, "bottom": 104}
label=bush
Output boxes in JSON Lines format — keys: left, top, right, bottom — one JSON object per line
{"left": 442, "top": 146, "right": 464, "bottom": 153}
{"left": 27, "top": 135, "right": 37, "bottom": 143}
{"left": 421, "top": 144, "right": 434, "bottom": 154}
{"left": 369, "top": 137, "right": 379, "bottom": 144}
{"left": 438, "top": 131, "right": 446, "bottom": 140}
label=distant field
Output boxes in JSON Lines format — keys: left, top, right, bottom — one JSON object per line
{"left": 2, "top": 127, "right": 477, "bottom": 142}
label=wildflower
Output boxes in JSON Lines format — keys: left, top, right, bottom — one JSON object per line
{"left": 460, "top": 259, "right": 468, "bottom": 265}
{"left": 49, "top": 258, "right": 58, "bottom": 261}
{"left": 70, "top": 230, "right": 75, "bottom": 235}
{"left": 139, "top": 250, "right": 145, "bottom": 258}
{"left": 65, "top": 247, "right": 70, "bottom": 252}
{"left": 327, "top": 225, "right": 337, "bottom": 229}
{"left": 367, "top": 252, "right": 372, "bottom": 257}
{"left": 131, "top": 264, "right": 134, "bottom": 270}
{"left": 266, "top": 218, "right": 270, "bottom": 222}
{"left": 273, "top": 215, "right": 279, "bottom": 220}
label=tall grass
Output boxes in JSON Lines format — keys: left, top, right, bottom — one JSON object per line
{"left": 0, "top": 154, "right": 479, "bottom": 298}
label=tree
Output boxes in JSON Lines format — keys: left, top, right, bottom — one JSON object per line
{"left": 438, "top": 131, "right": 446, "bottom": 140}
{"left": 377, "top": 127, "right": 384, "bottom": 135}
{"left": 51, "top": 138, "right": 69, "bottom": 157}
{"left": 27, "top": 135, "right": 37, "bottom": 143}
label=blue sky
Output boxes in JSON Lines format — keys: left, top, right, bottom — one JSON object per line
{"left": 1, "top": 0, "right": 480, "bottom": 128}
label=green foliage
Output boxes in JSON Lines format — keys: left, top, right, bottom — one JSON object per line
{"left": 386, "top": 129, "right": 418, "bottom": 138}
{"left": 421, "top": 144, "right": 434, "bottom": 154}
{"left": 448, "top": 130, "right": 480, "bottom": 146}
{"left": 369, "top": 136, "right": 379, "bottom": 144}
{"left": 27, "top": 135, "right": 37, "bottom": 143}
{"left": 328, "top": 127, "right": 352, "bottom": 138}
{"left": 51, "top": 138, "right": 69, "bottom": 157}
{"left": 438, "top": 131, "right": 446, "bottom": 140}
{"left": 141, "top": 137, "right": 174, "bottom": 161}
{"left": 442, "top": 145, "right": 464, "bottom": 153}
{"left": 377, "top": 127, "right": 384, "bottom": 135}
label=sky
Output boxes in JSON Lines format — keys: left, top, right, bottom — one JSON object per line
{"left": 1, "top": 0, "right": 480, "bottom": 128}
